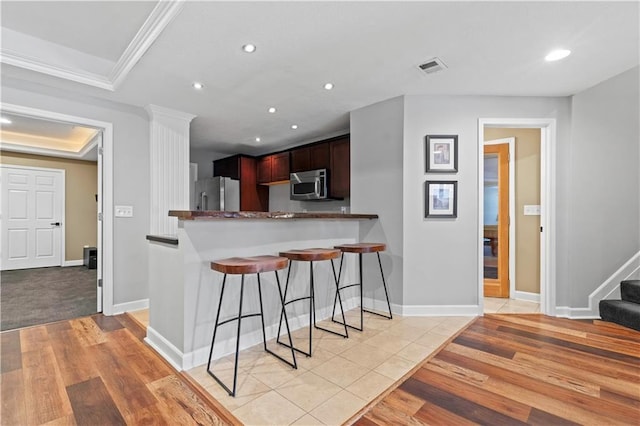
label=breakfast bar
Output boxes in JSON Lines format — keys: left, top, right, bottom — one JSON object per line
{"left": 146, "top": 210, "right": 378, "bottom": 371}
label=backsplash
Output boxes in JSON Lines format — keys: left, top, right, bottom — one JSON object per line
{"left": 269, "top": 183, "right": 350, "bottom": 213}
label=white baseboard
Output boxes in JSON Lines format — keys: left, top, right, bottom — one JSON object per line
{"left": 112, "top": 298, "right": 149, "bottom": 315}
{"left": 555, "top": 306, "right": 599, "bottom": 319}
{"left": 174, "top": 296, "right": 361, "bottom": 371}
{"left": 513, "top": 291, "right": 540, "bottom": 303}
{"left": 63, "top": 259, "right": 84, "bottom": 267}
{"left": 360, "top": 296, "right": 480, "bottom": 317}
{"left": 146, "top": 326, "right": 184, "bottom": 371}
{"left": 557, "top": 250, "right": 640, "bottom": 319}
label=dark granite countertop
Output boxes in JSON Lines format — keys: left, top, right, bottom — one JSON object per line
{"left": 168, "top": 210, "right": 378, "bottom": 220}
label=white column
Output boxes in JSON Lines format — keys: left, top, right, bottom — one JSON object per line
{"left": 146, "top": 104, "right": 196, "bottom": 235}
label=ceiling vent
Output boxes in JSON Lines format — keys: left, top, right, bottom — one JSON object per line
{"left": 418, "top": 57, "right": 447, "bottom": 74}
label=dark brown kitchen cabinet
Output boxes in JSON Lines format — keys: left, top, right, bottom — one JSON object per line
{"left": 330, "top": 137, "right": 350, "bottom": 198}
{"left": 257, "top": 152, "right": 290, "bottom": 184}
{"left": 290, "top": 143, "right": 330, "bottom": 173}
{"left": 213, "top": 155, "right": 268, "bottom": 211}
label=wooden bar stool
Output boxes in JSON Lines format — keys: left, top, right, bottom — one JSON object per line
{"left": 207, "top": 255, "right": 296, "bottom": 397}
{"left": 276, "top": 248, "right": 349, "bottom": 357}
{"left": 332, "top": 243, "right": 392, "bottom": 331}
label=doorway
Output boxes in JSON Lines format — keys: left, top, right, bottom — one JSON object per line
{"left": 478, "top": 119, "right": 557, "bottom": 315}
{"left": 0, "top": 103, "right": 114, "bottom": 318}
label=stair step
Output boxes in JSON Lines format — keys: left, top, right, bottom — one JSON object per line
{"left": 599, "top": 299, "right": 640, "bottom": 332}
{"left": 621, "top": 280, "right": 640, "bottom": 304}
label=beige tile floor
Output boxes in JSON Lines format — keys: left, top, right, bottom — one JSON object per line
{"left": 483, "top": 296, "right": 540, "bottom": 314}
{"left": 185, "top": 310, "right": 474, "bottom": 426}
{"left": 129, "top": 300, "right": 536, "bottom": 426}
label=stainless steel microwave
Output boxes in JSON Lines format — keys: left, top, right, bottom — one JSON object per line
{"left": 290, "top": 169, "right": 328, "bottom": 200}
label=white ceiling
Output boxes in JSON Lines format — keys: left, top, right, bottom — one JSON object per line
{"left": 1, "top": 1, "right": 638, "bottom": 156}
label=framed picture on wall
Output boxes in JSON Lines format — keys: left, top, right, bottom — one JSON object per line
{"left": 425, "top": 134, "right": 458, "bottom": 173}
{"left": 425, "top": 180, "right": 457, "bottom": 218}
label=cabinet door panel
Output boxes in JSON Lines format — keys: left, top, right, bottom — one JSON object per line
{"left": 290, "top": 147, "right": 310, "bottom": 173}
{"left": 330, "top": 138, "right": 350, "bottom": 198}
{"left": 240, "top": 157, "right": 268, "bottom": 211}
{"left": 309, "top": 143, "right": 330, "bottom": 170}
{"left": 271, "top": 152, "right": 290, "bottom": 182}
{"left": 256, "top": 156, "right": 271, "bottom": 184}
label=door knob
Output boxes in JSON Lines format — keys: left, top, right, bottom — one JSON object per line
{"left": 50, "top": 222, "right": 61, "bottom": 226}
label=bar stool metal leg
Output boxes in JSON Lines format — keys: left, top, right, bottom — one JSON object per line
{"left": 313, "top": 259, "right": 348, "bottom": 338}
{"left": 332, "top": 253, "right": 364, "bottom": 331}
{"left": 206, "top": 273, "right": 245, "bottom": 397}
{"left": 207, "top": 274, "right": 227, "bottom": 375}
{"left": 257, "top": 272, "right": 297, "bottom": 369}
{"left": 371, "top": 252, "right": 393, "bottom": 319}
{"left": 277, "top": 262, "right": 313, "bottom": 357}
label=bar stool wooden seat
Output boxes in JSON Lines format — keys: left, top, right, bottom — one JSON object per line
{"left": 332, "top": 243, "right": 392, "bottom": 331}
{"left": 207, "top": 255, "right": 296, "bottom": 397}
{"left": 277, "top": 248, "right": 349, "bottom": 357}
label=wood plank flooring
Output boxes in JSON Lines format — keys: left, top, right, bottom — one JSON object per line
{"left": 354, "top": 314, "right": 640, "bottom": 426}
{"left": 0, "top": 313, "right": 239, "bottom": 425}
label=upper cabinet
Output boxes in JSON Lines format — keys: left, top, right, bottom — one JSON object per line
{"left": 257, "top": 152, "right": 290, "bottom": 184}
{"left": 329, "top": 137, "right": 350, "bottom": 198}
{"left": 290, "top": 142, "right": 330, "bottom": 173}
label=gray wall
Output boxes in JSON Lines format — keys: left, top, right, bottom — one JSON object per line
{"left": 2, "top": 79, "right": 150, "bottom": 306}
{"left": 351, "top": 94, "right": 572, "bottom": 309}
{"left": 402, "top": 95, "right": 571, "bottom": 306}
{"left": 350, "top": 96, "right": 405, "bottom": 307}
{"left": 567, "top": 66, "right": 640, "bottom": 307}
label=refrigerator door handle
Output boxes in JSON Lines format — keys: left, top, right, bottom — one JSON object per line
{"left": 220, "top": 179, "right": 225, "bottom": 211}
{"left": 200, "top": 192, "right": 207, "bottom": 210}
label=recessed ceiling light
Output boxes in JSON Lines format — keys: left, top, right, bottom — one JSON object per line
{"left": 255, "top": 137, "right": 261, "bottom": 142}
{"left": 0, "top": 117, "right": 12, "bottom": 124}
{"left": 545, "top": 49, "right": 571, "bottom": 62}
{"left": 324, "top": 83, "right": 334, "bottom": 90}
{"left": 291, "top": 124, "right": 298, "bottom": 130}
{"left": 242, "top": 44, "right": 256, "bottom": 53}
{"left": 192, "top": 82, "right": 204, "bottom": 90}
{"left": 268, "top": 107, "right": 276, "bottom": 113}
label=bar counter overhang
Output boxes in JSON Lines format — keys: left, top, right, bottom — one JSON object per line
{"left": 146, "top": 210, "right": 381, "bottom": 371}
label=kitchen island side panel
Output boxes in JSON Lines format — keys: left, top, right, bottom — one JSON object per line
{"left": 150, "top": 218, "right": 363, "bottom": 370}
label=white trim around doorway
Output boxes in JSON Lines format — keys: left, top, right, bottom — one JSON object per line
{"left": 478, "top": 118, "right": 557, "bottom": 316}
{"left": 1, "top": 103, "right": 115, "bottom": 315}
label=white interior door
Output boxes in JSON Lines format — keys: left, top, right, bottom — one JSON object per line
{"left": 1, "top": 165, "right": 64, "bottom": 271}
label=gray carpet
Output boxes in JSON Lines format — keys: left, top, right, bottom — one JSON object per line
{"left": 1, "top": 266, "right": 97, "bottom": 331}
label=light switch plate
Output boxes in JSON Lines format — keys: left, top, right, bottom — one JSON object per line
{"left": 523, "top": 205, "right": 541, "bottom": 216}
{"left": 115, "top": 205, "right": 133, "bottom": 217}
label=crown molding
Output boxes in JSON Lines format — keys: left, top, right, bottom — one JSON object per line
{"left": 110, "top": 0, "right": 186, "bottom": 89}
{"left": 0, "top": 0, "right": 186, "bottom": 92}
{"left": 0, "top": 48, "right": 114, "bottom": 90}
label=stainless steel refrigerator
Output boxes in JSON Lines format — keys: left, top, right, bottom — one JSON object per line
{"left": 191, "top": 177, "right": 240, "bottom": 211}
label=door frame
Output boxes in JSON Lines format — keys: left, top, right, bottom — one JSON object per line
{"left": 484, "top": 137, "right": 516, "bottom": 298}
{"left": 0, "top": 164, "right": 65, "bottom": 270}
{"left": 478, "top": 118, "right": 556, "bottom": 315}
{"left": 2, "top": 103, "right": 115, "bottom": 315}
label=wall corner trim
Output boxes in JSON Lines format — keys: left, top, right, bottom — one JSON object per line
{"left": 145, "top": 326, "right": 184, "bottom": 371}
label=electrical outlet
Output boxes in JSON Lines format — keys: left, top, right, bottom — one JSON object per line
{"left": 115, "top": 205, "right": 133, "bottom": 217}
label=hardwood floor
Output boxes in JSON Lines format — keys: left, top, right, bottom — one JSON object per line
{"left": 353, "top": 314, "right": 640, "bottom": 426}
{"left": 3, "top": 313, "right": 638, "bottom": 425}
{"left": 0, "top": 313, "right": 239, "bottom": 425}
